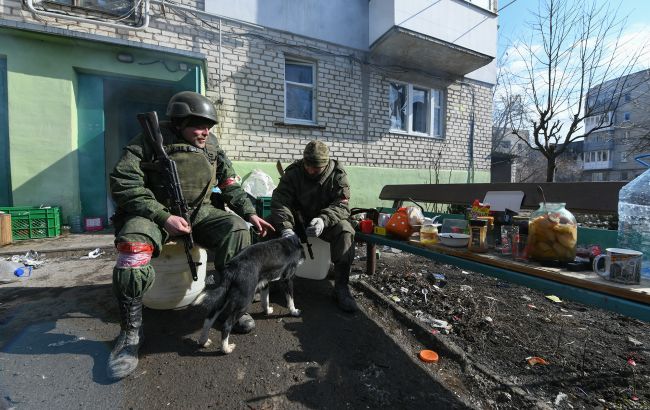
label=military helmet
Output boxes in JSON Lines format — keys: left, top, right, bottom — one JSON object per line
{"left": 166, "top": 91, "right": 218, "bottom": 125}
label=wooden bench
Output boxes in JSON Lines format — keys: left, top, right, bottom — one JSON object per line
{"left": 355, "top": 182, "right": 650, "bottom": 322}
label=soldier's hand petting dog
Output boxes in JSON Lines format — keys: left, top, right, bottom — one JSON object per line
{"left": 306, "top": 217, "right": 324, "bottom": 237}
{"left": 248, "top": 214, "right": 275, "bottom": 237}
{"left": 164, "top": 215, "right": 192, "bottom": 236}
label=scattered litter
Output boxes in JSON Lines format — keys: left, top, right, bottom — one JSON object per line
{"left": 527, "top": 304, "right": 538, "bottom": 310}
{"left": 484, "top": 316, "right": 493, "bottom": 323}
{"left": 399, "top": 286, "right": 409, "bottom": 294}
{"left": 627, "top": 358, "right": 636, "bottom": 366}
{"left": 418, "top": 349, "right": 439, "bottom": 363}
{"left": 13, "top": 250, "right": 45, "bottom": 267}
{"left": 430, "top": 319, "right": 451, "bottom": 329}
{"left": 460, "top": 285, "right": 473, "bottom": 292}
{"left": 545, "top": 295, "right": 562, "bottom": 303}
{"left": 421, "top": 288, "right": 428, "bottom": 304}
{"left": 526, "top": 356, "right": 549, "bottom": 366}
{"left": 561, "top": 314, "right": 573, "bottom": 318}
{"left": 631, "top": 395, "right": 639, "bottom": 401}
{"left": 484, "top": 296, "right": 498, "bottom": 301}
{"left": 80, "top": 248, "right": 105, "bottom": 260}
{"left": 461, "top": 270, "right": 469, "bottom": 275}
{"left": 521, "top": 295, "right": 532, "bottom": 301}
{"left": 628, "top": 337, "right": 643, "bottom": 347}
{"left": 390, "top": 295, "right": 401, "bottom": 303}
{"left": 560, "top": 308, "right": 569, "bottom": 312}
{"left": 426, "top": 272, "right": 447, "bottom": 287}
{"left": 430, "top": 329, "right": 440, "bottom": 335}
{"left": 554, "top": 392, "right": 567, "bottom": 406}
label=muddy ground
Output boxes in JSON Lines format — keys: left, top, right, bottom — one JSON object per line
{"left": 352, "top": 246, "right": 650, "bottom": 409}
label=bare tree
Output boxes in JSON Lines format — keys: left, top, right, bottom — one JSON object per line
{"left": 505, "top": 0, "right": 644, "bottom": 181}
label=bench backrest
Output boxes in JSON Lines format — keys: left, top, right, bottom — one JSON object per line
{"left": 379, "top": 182, "right": 626, "bottom": 214}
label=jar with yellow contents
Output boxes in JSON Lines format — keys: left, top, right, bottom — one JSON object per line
{"left": 528, "top": 202, "right": 577, "bottom": 263}
{"left": 420, "top": 223, "right": 440, "bottom": 246}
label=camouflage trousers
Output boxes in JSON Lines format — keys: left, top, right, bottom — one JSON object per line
{"left": 112, "top": 206, "right": 250, "bottom": 299}
{"left": 319, "top": 219, "right": 355, "bottom": 269}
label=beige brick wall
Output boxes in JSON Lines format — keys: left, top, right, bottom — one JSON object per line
{"left": 1, "top": 0, "right": 492, "bottom": 173}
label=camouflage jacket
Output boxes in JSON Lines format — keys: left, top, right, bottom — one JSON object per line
{"left": 270, "top": 159, "right": 351, "bottom": 230}
{"left": 110, "top": 121, "right": 256, "bottom": 227}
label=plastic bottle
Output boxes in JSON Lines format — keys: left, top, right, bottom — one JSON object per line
{"left": 0, "top": 260, "right": 29, "bottom": 282}
{"left": 618, "top": 166, "right": 650, "bottom": 278}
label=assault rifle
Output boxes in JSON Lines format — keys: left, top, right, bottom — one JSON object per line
{"left": 137, "top": 111, "right": 202, "bottom": 281}
{"left": 293, "top": 209, "right": 314, "bottom": 260}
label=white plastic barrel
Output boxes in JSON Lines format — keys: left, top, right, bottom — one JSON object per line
{"left": 143, "top": 242, "right": 207, "bottom": 310}
{"left": 296, "top": 238, "right": 331, "bottom": 280}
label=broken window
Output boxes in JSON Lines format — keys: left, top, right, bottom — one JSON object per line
{"left": 388, "top": 82, "right": 445, "bottom": 137}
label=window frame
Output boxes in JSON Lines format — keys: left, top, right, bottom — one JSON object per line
{"left": 623, "top": 112, "right": 631, "bottom": 121}
{"left": 44, "top": 0, "right": 136, "bottom": 17}
{"left": 388, "top": 80, "right": 445, "bottom": 139}
{"left": 284, "top": 58, "right": 317, "bottom": 125}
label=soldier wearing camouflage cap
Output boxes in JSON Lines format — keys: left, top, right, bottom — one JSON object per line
{"left": 271, "top": 140, "right": 358, "bottom": 312}
{"left": 106, "top": 91, "right": 274, "bottom": 380}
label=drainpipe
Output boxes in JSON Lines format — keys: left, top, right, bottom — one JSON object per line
{"left": 26, "top": 0, "right": 150, "bottom": 30}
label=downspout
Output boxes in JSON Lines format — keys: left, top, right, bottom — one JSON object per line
{"left": 26, "top": 0, "right": 150, "bottom": 30}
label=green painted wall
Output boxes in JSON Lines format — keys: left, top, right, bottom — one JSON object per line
{"left": 0, "top": 28, "right": 201, "bottom": 216}
{"left": 234, "top": 161, "right": 490, "bottom": 209}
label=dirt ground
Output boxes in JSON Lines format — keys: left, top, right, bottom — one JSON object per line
{"left": 352, "top": 246, "right": 650, "bottom": 410}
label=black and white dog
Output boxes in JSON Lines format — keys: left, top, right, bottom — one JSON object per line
{"left": 194, "top": 233, "right": 305, "bottom": 354}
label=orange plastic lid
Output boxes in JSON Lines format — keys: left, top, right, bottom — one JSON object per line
{"left": 418, "top": 350, "right": 439, "bottom": 363}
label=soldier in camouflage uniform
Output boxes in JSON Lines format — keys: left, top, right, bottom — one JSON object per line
{"left": 107, "top": 91, "right": 273, "bottom": 380}
{"left": 270, "top": 140, "right": 358, "bottom": 313}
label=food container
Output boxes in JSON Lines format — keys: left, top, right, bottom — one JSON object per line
{"left": 528, "top": 202, "right": 577, "bottom": 263}
{"left": 420, "top": 223, "right": 441, "bottom": 245}
{"left": 468, "top": 219, "right": 489, "bottom": 252}
{"left": 439, "top": 233, "right": 470, "bottom": 248}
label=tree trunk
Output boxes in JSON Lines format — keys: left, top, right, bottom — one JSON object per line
{"left": 546, "top": 158, "right": 556, "bottom": 182}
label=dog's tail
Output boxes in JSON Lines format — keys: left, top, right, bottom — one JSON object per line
{"left": 191, "top": 267, "right": 237, "bottom": 309}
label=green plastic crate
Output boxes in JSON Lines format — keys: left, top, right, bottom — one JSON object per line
{"left": 0, "top": 206, "right": 61, "bottom": 240}
{"left": 256, "top": 197, "right": 272, "bottom": 219}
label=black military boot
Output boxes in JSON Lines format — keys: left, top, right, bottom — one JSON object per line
{"left": 107, "top": 296, "right": 144, "bottom": 380}
{"left": 333, "top": 264, "right": 358, "bottom": 313}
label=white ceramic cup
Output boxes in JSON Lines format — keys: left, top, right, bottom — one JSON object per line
{"left": 592, "top": 248, "right": 643, "bottom": 285}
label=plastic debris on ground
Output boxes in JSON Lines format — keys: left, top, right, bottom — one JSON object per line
{"left": 418, "top": 350, "right": 439, "bottom": 363}
{"left": 12, "top": 250, "right": 45, "bottom": 268}
{"left": 554, "top": 392, "right": 567, "bottom": 406}
{"left": 426, "top": 272, "right": 447, "bottom": 287}
{"left": 80, "top": 248, "right": 105, "bottom": 260}
{"left": 460, "top": 285, "right": 473, "bottom": 292}
{"left": 526, "top": 356, "right": 549, "bottom": 366}
{"left": 545, "top": 295, "right": 563, "bottom": 303}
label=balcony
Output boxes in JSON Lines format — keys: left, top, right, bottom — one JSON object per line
{"left": 583, "top": 160, "right": 613, "bottom": 170}
{"left": 583, "top": 140, "right": 614, "bottom": 151}
{"left": 369, "top": 0, "right": 496, "bottom": 78}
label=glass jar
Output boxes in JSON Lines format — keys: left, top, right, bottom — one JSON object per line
{"left": 528, "top": 203, "right": 577, "bottom": 263}
{"left": 420, "top": 223, "right": 439, "bottom": 245}
{"left": 468, "top": 219, "right": 488, "bottom": 252}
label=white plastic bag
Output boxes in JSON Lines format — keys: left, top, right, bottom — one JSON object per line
{"left": 407, "top": 206, "right": 424, "bottom": 226}
{"left": 242, "top": 169, "right": 276, "bottom": 198}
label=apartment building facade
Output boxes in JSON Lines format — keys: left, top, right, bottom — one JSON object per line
{"left": 0, "top": 0, "right": 497, "bottom": 219}
{"left": 582, "top": 69, "right": 650, "bottom": 182}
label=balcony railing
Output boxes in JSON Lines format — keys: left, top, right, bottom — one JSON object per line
{"left": 583, "top": 160, "right": 613, "bottom": 170}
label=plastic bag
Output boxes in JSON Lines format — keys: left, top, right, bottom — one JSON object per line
{"left": 407, "top": 206, "right": 424, "bottom": 226}
{"left": 241, "top": 169, "right": 276, "bottom": 198}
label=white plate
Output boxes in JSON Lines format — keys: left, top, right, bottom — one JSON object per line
{"left": 438, "top": 233, "right": 470, "bottom": 248}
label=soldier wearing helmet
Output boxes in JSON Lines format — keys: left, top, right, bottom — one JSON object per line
{"left": 270, "top": 140, "right": 358, "bottom": 313}
{"left": 107, "top": 91, "right": 274, "bottom": 380}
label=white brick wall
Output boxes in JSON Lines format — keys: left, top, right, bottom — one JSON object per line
{"left": 1, "top": 0, "right": 492, "bottom": 173}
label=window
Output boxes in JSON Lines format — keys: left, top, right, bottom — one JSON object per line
{"left": 624, "top": 112, "right": 631, "bottom": 121}
{"left": 624, "top": 93, "right": 631, "bottom": 102}
{"left": 284, "top": 59, "right": 316, "bottom": 124}
{"left": 620, "top": 151, "right": 628, "bottom": 162}
{"left": 389, "top": 82, "right": 444, "bottom": 138}
{"left": 621, "top": 172, "right": 628, "bottom": 180}
{"left": 592, "top": 172, "right": 604, "bottom": 182}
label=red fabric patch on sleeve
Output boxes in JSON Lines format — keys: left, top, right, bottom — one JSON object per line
{"left": 218, "top": 177, "right": 237, "bottom": 189}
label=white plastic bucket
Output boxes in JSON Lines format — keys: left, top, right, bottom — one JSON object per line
{"left": 143, "top": 242, "right": 207, "bottom": 310}
{"left": 296, "top": 238, "right": 331, "bottom": 280}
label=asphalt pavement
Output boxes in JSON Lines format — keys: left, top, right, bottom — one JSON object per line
{"left": 0, "top": 232, "right": 472, "bottom": 409}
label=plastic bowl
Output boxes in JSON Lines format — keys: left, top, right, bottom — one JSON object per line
{"left": 438, "top": 233, "right": 470, "bottom": 248}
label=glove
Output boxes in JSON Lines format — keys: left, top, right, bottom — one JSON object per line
{"left": 306, "top": 218, "right": 324, "bottom": 237}
{"left": 281, "top": 228, "right": 296, "bottom": 238}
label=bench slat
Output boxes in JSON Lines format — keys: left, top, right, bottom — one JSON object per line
{"left": 379, "top": 182, "right": 626, "bottom": 213}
